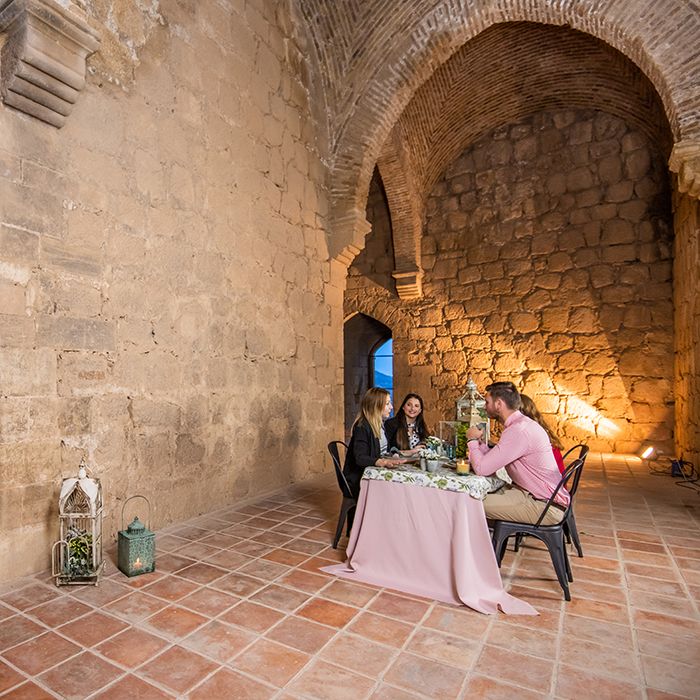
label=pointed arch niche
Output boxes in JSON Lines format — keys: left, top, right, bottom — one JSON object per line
{"left": 343, "top": 313, "right": 392, "bottom": 436}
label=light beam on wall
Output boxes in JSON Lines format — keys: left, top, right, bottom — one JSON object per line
{"left": 566, "top": 396, "right": 622, "bottom": 438}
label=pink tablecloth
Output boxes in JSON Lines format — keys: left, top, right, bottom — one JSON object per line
{"left": 322, "top": 478, "right": 537, "bottom": 615}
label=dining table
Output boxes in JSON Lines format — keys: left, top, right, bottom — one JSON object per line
{"left": 321, "top": 462, "right": 537, "bottom": 615}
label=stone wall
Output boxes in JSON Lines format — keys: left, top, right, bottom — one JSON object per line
{"left": 346, "top": 108, "right": 674, "bottom": 453}
{"left": 673, "top": 193, "right": 700, "bottom": 467}
{"left": 0, "top": 0, "right": 342, "bottom": 582}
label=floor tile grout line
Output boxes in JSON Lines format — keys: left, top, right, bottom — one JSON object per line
{"left": 210, "top": 565, "right": 383, "bottom": 696}
{"left": 0, "top": 648, "right": 67, "bottom": 699}
{"left": 4, "top": 605, "right": 212, "bottom": 698}
{"left": 284, "top": 572, "right": 445, "bottom": 694}
{"left": 362, "top": 596, "right": 437, "bottom": 700}
{"left": 610, "top": 457, "right": 653, "bottom": 698}
{"left": 645, "top": 488, "right": 700, "bottom": 619}
{"left": 455, "top": 600, "right": 497, "bottom": 699}
{"left": 3, "top": 461, "right": 698, "bottom": 698}
{"left": 5, "top": 573, "right": 303, "bottom": 697}
{"left": 162, "top": 559, "right": 389, "bottom": 694}
{"left": 9, "top": 579, "right": 520, "bottom": 692}
{"left": 548, "top": 573, "right": 566, "bottom": 700}
{"left": 3, "top": 641, "right": 131, "bottom": 699}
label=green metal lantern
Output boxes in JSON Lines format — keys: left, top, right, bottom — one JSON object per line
{"left": 117, "top": 495, "right": 156, "bottom": 577}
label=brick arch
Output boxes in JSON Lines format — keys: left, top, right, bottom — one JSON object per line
{"left": 297, "top": 0, "right": 700, "bottom": 261}
{"left": 376, "top": 128, "right": 424, "bottom": 300}
{"left": 373, "top": 21, "right": 673, "bottom": 289}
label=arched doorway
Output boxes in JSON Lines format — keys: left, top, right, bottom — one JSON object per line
{"left": 371, "top": 337, "right": 393, "bottom": 399}
{"left": 343, "top": 314, "right": 392, "bottom": 436}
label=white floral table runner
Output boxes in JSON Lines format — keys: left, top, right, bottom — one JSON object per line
{"left": 362, "top": 464, "right": 506, "bottom": 500}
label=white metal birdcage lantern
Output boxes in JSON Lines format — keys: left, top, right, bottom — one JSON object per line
{"left": 51, "top": 459, "right": 104, "bottom": 586}
{"left": 456, "top": 377, "right": 490, "bottom": 443}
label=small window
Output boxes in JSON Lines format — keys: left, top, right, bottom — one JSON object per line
{"left": 371, "top": 338, "right": 393, "bottom": 402}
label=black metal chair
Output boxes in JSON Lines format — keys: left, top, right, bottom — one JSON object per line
{"left": 491, "top": 457, "right": 585, "bottom": 601}
{"left": 560, "top": 444, "right": 589, "bottom": 557}
{"left": 328, "top": 441, "right": 356, "bottom": 549}
{"left": 514, "top": 442, "right": 590, "bottom": 556}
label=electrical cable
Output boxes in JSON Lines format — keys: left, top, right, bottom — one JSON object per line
{"left": 649, "top": 458, "right": 700, "bottom": 495}
{"left": 648, "top": 461, "right": 671, "bottom": 476}
{"left": 674, "top": 459, "right": 700, "bottom": 493}
{"left": 648, "top": 457, "right": 700, "bottom": 494}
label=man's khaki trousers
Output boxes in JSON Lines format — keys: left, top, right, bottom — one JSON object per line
{"left": 482, "top": 485, "right": 564, "bottom": 525}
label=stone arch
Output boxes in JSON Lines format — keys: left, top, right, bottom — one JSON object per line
{"left": 305, "top": 0, "right": 700, "bottom": 261}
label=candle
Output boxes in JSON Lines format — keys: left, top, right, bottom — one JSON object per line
{"left": 456, "top": 459, "right": 469, "bottom": 474}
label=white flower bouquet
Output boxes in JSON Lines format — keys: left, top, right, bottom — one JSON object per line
{"left": 419, "top": 447, "right": 440, "bottom": 461}
{"left": 425, "top": 436, "right": 442, "bottom": 451}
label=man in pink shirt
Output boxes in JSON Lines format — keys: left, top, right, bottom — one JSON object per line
{"left": 467, "top": 381, "right": 569, "bottom": 525}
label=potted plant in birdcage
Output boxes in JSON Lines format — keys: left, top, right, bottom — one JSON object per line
{"left": 52, "top": 459, "right": 105, "bottom": 586}
{"left": 65, "top": 528, "right": 94, "bottom": 578}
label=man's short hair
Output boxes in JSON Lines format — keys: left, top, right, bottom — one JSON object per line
{"left": 485, "top": 381, "right": 522, "bottom": 410}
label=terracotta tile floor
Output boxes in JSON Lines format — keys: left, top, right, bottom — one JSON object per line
{"left": 1, "top": 454, "right": 699, "bottom": 699}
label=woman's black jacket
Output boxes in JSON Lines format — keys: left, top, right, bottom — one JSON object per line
{"left": 343, "top": 420, "right": 380, "bottom": 499}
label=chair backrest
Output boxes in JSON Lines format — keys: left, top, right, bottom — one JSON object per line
{"left": 561, "top": 444, "right": 589, "bottom": 496}
{"left": 562, "top": 443, "right": 589, "bottom": 465}
{"left": 534, "top": 457, "right": 585, "bottom": 528}
{"left": 328, "top": 441, "right": 354, "bottom": 499}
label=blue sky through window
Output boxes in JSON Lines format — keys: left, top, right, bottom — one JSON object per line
{"left": 372, "top": 338, "right": 393, "bottom": 402}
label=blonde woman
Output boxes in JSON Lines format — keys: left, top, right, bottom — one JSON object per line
{"left": 519, "top": 394, "right": 566, "bottom": 474}
{"left": 343, "top": 388, "right": 407, "bottom": 498}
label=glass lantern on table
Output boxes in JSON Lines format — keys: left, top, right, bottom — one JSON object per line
{"left": 440, "top": 377, "right": 490, "bottom": 456}
{"left": 456, "top": 377, "right": 490, "bottom": 443}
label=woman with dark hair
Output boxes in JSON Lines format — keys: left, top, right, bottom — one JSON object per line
{"left": 384, "top": 393, "right": 431, "bottom": 455}
{"left": 343, "top": 388, "right": 407, "bottom": 499}
{"left": 519, "top": 394, "right": 566, "bottom": 474}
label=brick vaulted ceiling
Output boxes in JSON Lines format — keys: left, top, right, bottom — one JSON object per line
{"left": 376, "top": 22, "right": 673, "bottom": 294}
{"left": 388, "top": 22, "right": 672, "bottom": 210}
{"left": 293, "top": 0, "right": 700, "bottom": 263}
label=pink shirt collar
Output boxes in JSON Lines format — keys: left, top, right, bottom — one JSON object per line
{"left": 503, "top": 410, "right": 522, "bottom": 428}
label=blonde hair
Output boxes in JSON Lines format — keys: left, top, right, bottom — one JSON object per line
{"left": 355, "top": 387, "right": 390, "bottom": 439}
{"left": 520, "top": 394, "right": 563, "bottom": 450}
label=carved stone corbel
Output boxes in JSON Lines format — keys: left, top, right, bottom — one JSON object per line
{"left": 0, "top": 0, "right": 100, "bottom": 128}
{"left": 392, "top": 268, "right": 423, "bottom": 300}
{"left": 332, "top": 210, "right": 372, "bottom": 267}
{"left": 669, "top": 140, "right": 700, "bottom": 199}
